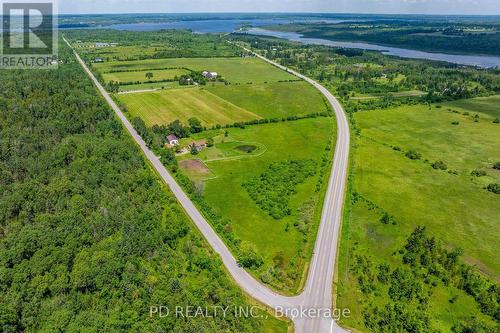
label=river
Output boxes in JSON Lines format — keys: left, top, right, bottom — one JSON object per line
{"left": 95, "top": 18, "right": 500, "bottom": 68}
{"left": 244, "top": 28, "right": 500, "bottom": 69}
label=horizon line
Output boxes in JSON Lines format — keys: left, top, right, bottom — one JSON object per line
{"left": 58, "top": 11, "right": 500, "bottom": 17}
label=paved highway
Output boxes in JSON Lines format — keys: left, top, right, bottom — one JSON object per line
{"left": 67, "top": 37, "right": 350, "bottom": 333}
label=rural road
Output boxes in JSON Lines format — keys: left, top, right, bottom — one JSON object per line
{"left": 66, "top": 37, "right": 350, "bottom": 333}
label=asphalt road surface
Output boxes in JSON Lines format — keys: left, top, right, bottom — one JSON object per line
{"left": 67, "top": 37, "right": 350, "bottom": 333}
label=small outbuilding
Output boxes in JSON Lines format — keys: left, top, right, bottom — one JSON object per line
{"left": 190, "top": 139, "right": 207, "bottom": 153}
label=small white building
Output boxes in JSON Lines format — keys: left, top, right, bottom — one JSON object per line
{"left": 167, "top": 134, "right": 179, "bottom": 146}
{"left": 202, "top": 71, "right": 218, "bottom": 80}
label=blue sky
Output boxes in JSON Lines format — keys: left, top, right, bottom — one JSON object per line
{"left": 60, "top": 0, "right": 500, "bottom": 15}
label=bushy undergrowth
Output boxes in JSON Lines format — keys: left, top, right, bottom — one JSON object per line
{"left": 243, "top": 160, "right": 317, "bottom": 220}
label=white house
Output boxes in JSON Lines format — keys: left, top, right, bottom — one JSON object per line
{"left": 167, "top": 134, "right": 179, "bottom": 146}
{"left": 202, "top": 71, "right": 218, "bottom": 80}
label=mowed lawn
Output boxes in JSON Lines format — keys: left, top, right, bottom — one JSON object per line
{"left": 200, "top": 118, "right": 336, "bottom": 292}
{"left": 95, "top": 57, "right": 296, "bottom": 84}
{"left": 102, "top": 68, "right": 190, "bottom": 84}
{"left": 118, "top": 87, "right": 261, "bottom": 127}
{"left": 207, "top": 81, "right": 328, "bottom": 118}
{"left": 337, "top": 96, "right": 500, "bottom": 331}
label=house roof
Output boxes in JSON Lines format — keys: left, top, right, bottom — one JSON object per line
{"left": 167, "top": 134, "right": 179, "bottom": 141}
{"left": 202, "top": 71, "right": 218, "bottom": 77}
{"left": 192, "top": 139, "right": 207, "bottom": 147}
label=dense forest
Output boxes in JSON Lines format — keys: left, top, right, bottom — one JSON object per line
{"left": 0, "top": 41, "right": 263, "bottom": 332}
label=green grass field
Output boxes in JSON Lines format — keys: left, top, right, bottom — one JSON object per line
{"left": 102, "top": 68, "right": 190, "bottom": 84}
{"left": 118, "top": 80, "right": 329, "bottom": 127}
{"left": 442, "top": 95, "right": 500, "bottom": 119}
{"left": 95, "top": 57, "right": 296, "bottom": 84}
{"left": 118, "top": 87, "right": 261, "bottom": 126}
{"left": 180, "top": 118, "right": 336, "bottom": 293}
{"left": 117, "top": 81, "right": 183, "bottom": 92}
{"left": 206, "top": 81, "right": 328, "bottom": 118}
{"left": 337, "top": 96, "right": 500, "bottom": 332}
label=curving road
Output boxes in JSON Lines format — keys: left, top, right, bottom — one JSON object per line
{"left": 66, "top": 37, "right": 350, "bottom": 333}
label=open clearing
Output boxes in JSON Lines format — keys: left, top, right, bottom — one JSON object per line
{"left": 189, "top": 118, "right": 336, "bottom": 293}
{"left": 207, "top": 81, "right": 328, "bottom": 118}
{"left": 179, "top": 159, "right": 215, "bottom": 183}
{"left": 118, "top": 87, "right": 261, "bottom": 127}
{"left": 337, "top": 95, "right": 500, "bottom": 331}
{"left": 95, "top": 57, "right": 297, "bottom": 84}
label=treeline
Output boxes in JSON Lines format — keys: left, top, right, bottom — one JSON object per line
{"left": 210, "top": 111, "right": 333, "bottom": 131}
{"left": 0, "top": 40, "right": 262, "bottom": 332}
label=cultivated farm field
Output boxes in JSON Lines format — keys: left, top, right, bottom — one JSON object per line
{"left": 114, "top": 57, "right": 331, "bottom": 126}
{"left": 119, "top": 87, "right": 261, "bottom": 126}
{"left": 95, "top": 57, "right": 296, "bottom": 84}
{"left": 206, "top": 81, "right": 329, "bottom": 119}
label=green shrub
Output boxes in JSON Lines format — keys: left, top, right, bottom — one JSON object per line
{"left": 486, "top": 183, "right": 500, "bottom": 194}
{"left": 206, "top": 137, "right": 214, "bottom": 147}
{"left": 432, "top": 160, "right": 448, "bottom": 170}
{"left": 237, "top": 242, "right": 264, "bottom": 269}
{"left": 471, "top": 169, "right": 486, "bottom": 177}
{"left": 380, "top": 213, "right": 391, "bottom": 224}
{"left": 405, "top": 150, "right": 422, "bottom": 160}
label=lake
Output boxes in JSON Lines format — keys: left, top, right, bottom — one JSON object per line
{"left": 244, "top": 28, "right": 500, "bottom": 69}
